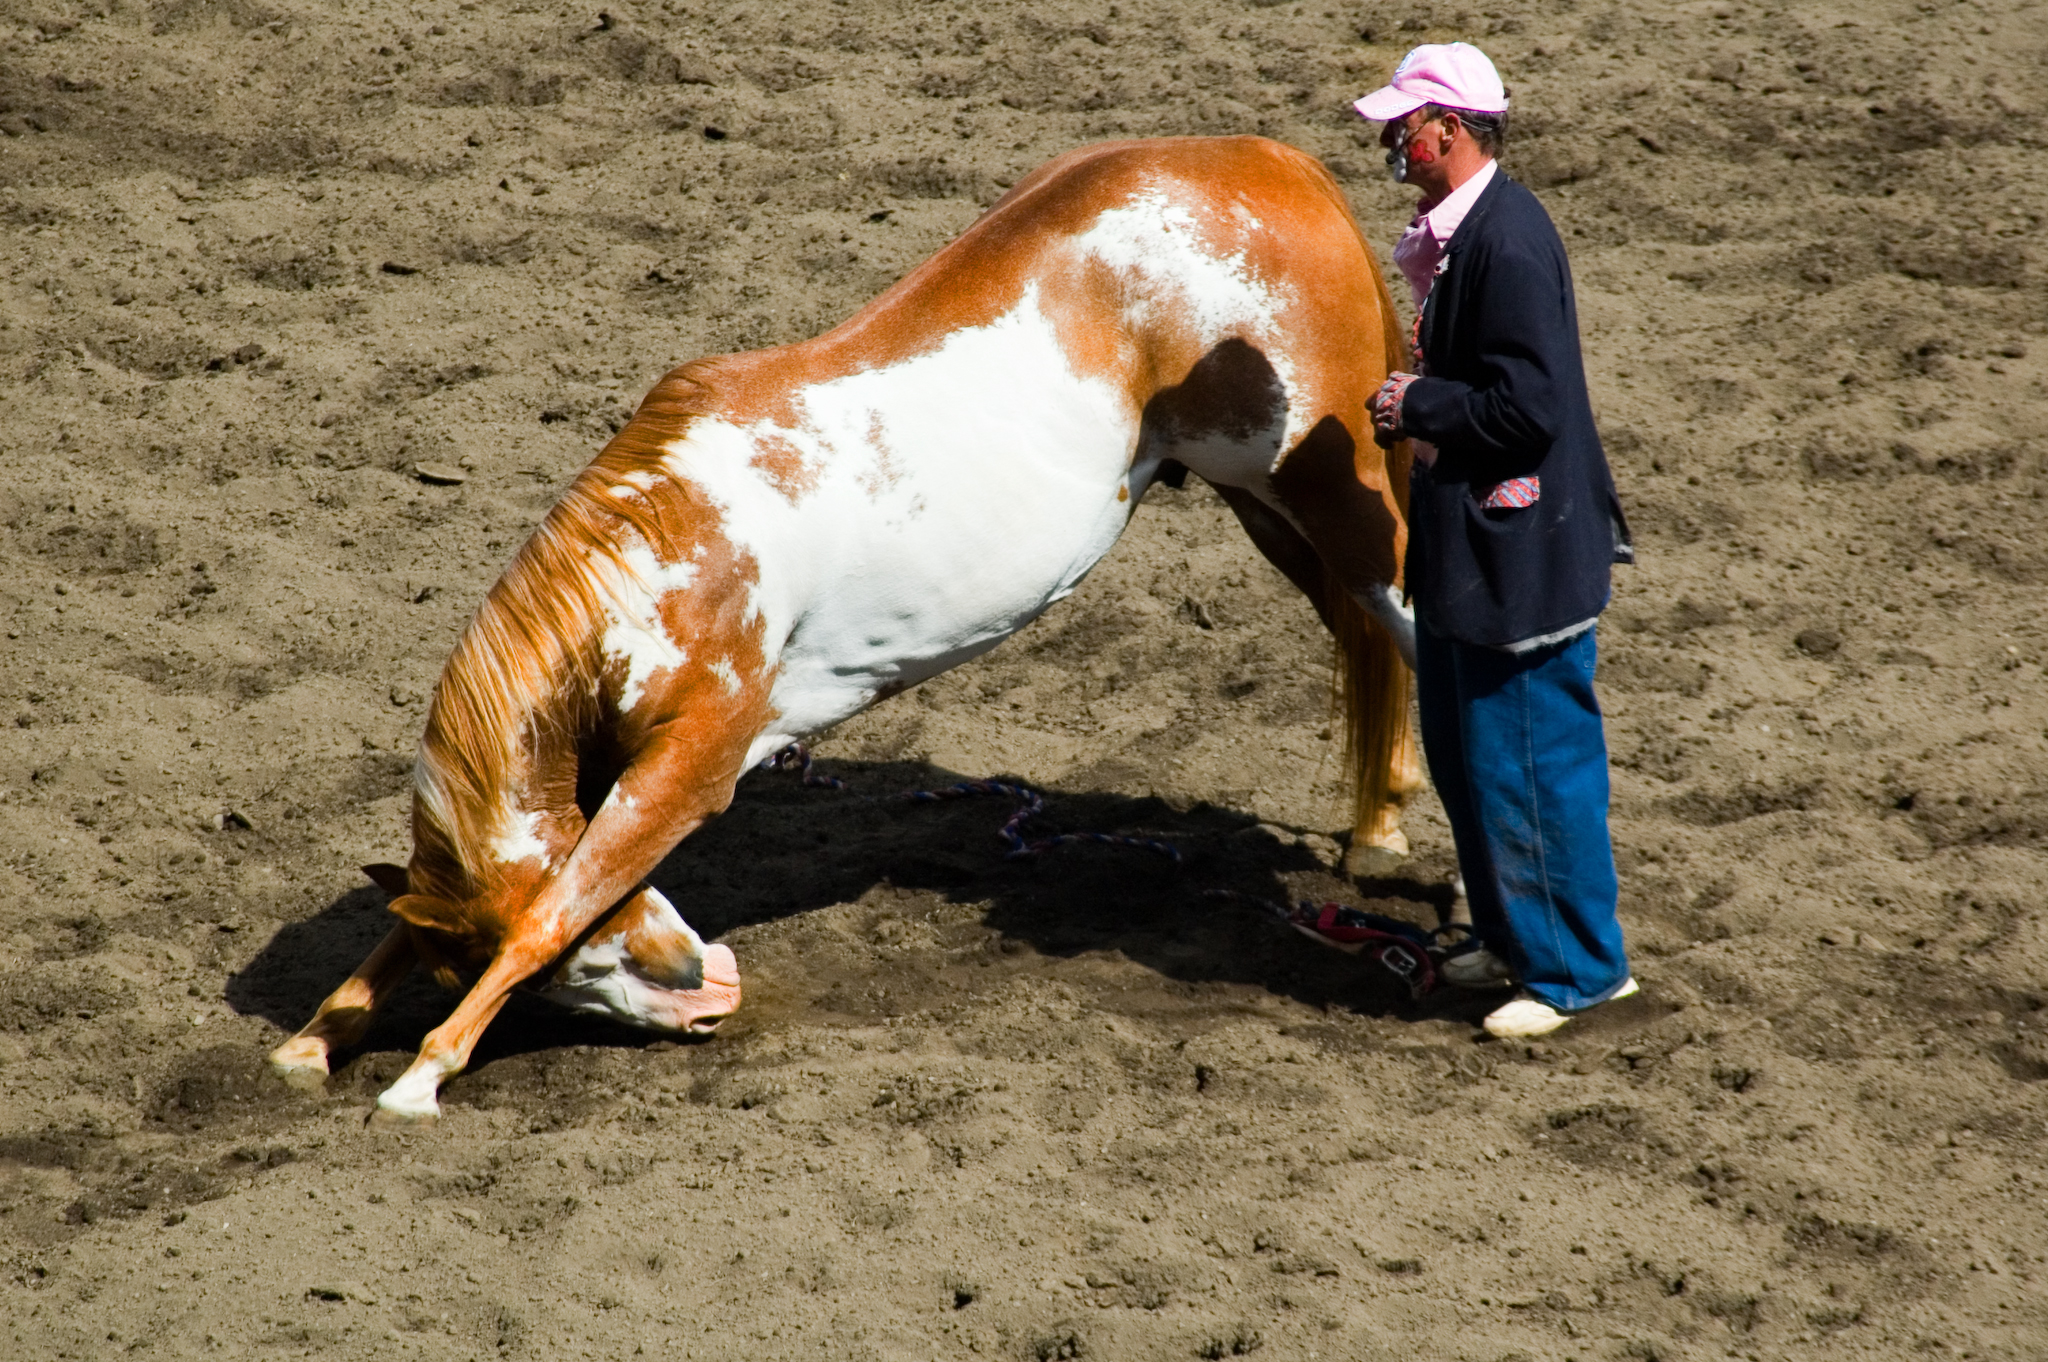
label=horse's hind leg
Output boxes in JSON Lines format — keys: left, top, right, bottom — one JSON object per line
{"left": 1346, "top": 718, "right": 1423, "bottom": 878}
{"left": 536, "top": 884, "right": 741, "bottom": 1035}
{"left": 269, "top": 923, "right": 417, "bottom": 1090}
{"left": 1212, "top": 475, "right": 1419, "bottom": 876}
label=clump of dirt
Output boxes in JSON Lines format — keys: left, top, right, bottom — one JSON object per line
{"left": 1, "top": 1, "right": 2044, "bottom": 1358}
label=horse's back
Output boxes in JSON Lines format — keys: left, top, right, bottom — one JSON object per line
{"left": 811, "top": 136, "right": 1378, "bottom": 376}
{"left": 581, "top": 137, "right": 1398, "bottom": 747}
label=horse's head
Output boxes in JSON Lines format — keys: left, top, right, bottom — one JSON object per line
{"left": 360, "top": 790, "right": 570, "bottom": 987}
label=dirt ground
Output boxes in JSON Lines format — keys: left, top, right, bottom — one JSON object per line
{"left": 1, "top": 0, "right": 2045, "bottom": 1358}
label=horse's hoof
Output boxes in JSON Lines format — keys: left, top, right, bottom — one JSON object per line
{"left": 368, "top": 1100, "right": 439, "bottom": 1129}
{"left": 370, "top": 1073, "right": 442, "bottom": 1127}
{"left": 1344, "top": 841, "right": 1409, "bottom": 879}
{"left": 271, "top": 1061, "right": 330, "bottom": 1093}
{"left": 268, "top": 1042, "right": 330, "bottom": 1091}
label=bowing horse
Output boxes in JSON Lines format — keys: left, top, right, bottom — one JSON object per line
{"left": 270, "top": 135, "right": 1421, "bottom": 1123}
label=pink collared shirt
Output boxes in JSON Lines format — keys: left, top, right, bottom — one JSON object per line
{"left": 1392, "top": 158, "right": 1498, "bottom": 311}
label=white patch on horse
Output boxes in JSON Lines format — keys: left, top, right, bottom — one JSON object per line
{"left": 376, "top": 1060, "right": 450, "bottom": 1120}
{"left": 709, "top": 656, "right": 742, "bottom": 694}
{"left": 743, "top": 730, "right": 800, "bottom": 771}
{"left": 1075, "top": 190, "right": 1291, "bottom": 344}
{"left": 587, "top": 535, "right": 698, "bottom": 712}
{"left": 492, "top": 805, "right": 551, "bottom": 867}
{"left": 1073, "top": 189, "right": 1304, "bottom": 485}
{"left": 662, "top": 284, "right": 1138, "bottom": 743}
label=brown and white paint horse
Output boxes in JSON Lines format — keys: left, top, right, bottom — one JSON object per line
{"left": 270, "top": 136, "right": 1421, "bottom": 1123}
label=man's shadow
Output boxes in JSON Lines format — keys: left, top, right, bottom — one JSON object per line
{"left": 228, "top": 755, "right": 1483, "bottom": 1080}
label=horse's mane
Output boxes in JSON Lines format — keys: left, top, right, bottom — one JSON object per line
{"left": 408, "top": 362, "right": 730, "bottom": 901}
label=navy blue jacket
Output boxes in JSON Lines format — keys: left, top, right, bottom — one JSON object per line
{"left": 1401, "top": 172, "right": 1631, "bottom": 648}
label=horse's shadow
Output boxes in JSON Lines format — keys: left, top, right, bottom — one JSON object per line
{"left": 227, "top": 756, "right": 1481, "bottom": 1076}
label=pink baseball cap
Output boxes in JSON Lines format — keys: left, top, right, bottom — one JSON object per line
{"left": 1352, "top": 42, "right": 1508, "bottom": 121}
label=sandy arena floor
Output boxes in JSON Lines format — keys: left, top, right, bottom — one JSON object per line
{"left": 1, "top": 1, "right": 2045, "bottom": 1358}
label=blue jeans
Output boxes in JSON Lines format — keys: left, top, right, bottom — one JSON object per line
{"left": 1414, "top": 621, "right": 1631, "bottom": 1012}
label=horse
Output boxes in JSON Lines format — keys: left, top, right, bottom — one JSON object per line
{"left": 268, "top": 135, "right": 1422, "bottom": 1124}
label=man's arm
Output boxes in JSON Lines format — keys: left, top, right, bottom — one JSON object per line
{"left": 1398, "top": 239, "right": 1576, "bottom": 480}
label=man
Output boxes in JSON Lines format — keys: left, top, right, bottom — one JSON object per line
{"left": 1354, "top": 43, "right": 1636, "bottom": 1040}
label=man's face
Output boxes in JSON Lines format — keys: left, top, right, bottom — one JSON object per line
{"left": 1377, "top": 110, "right": 1437, "bottom": 151}
{"left": 1379, "top": 110, "right": 1457, "bottom": 189}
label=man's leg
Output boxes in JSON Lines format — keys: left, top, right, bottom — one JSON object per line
{"left": 1454, "top": 628, "right": 1630, "bottom": 1012}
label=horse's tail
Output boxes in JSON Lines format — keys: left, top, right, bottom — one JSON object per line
{"left": 1331, "top": 260, "right": 1417, "bottom": 863}
{"left": 1328, "top": 567, "right": 1412, "bottom": 864}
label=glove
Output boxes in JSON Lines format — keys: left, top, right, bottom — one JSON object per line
{"left": 1371, "top": 372, "right": 1418, "bottom": 446}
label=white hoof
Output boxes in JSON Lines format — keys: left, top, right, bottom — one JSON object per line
{"left": 372, "top": 1067, "right": 444, "bottom": 1126}
{"left": 370, "top": 1094, "right": 440, "bottom": 1127}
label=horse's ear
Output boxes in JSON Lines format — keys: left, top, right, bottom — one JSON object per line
{"left": 385, "top": 893, "right": 468, "bottom": 937}
{"left": 362, "top": 863, "right": 410, "bottom": 897}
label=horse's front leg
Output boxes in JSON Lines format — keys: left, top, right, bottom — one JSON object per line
{"left": 370, "top": 727, "right": 751, "bottom": 1126}
{"left": 269, "top": 921, "right": 417, "bottom": 1090}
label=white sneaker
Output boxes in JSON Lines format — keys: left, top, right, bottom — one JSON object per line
{"left": 1483, "top": 977, "right": 1638, "bottom": 1040}
{"left": 1438, "top": 946, "right": 1515, "bottom": 990}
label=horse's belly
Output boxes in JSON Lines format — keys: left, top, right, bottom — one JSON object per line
{"left": 768, "top": 485, "right": 1127, "bottom": 732}
{"left": 768, "top": 427, "right": 1141, "bottom": 735}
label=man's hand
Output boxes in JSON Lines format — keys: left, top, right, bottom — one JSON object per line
{"left": 1371, "top": 372, "right": 1418, "bottom": 447}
